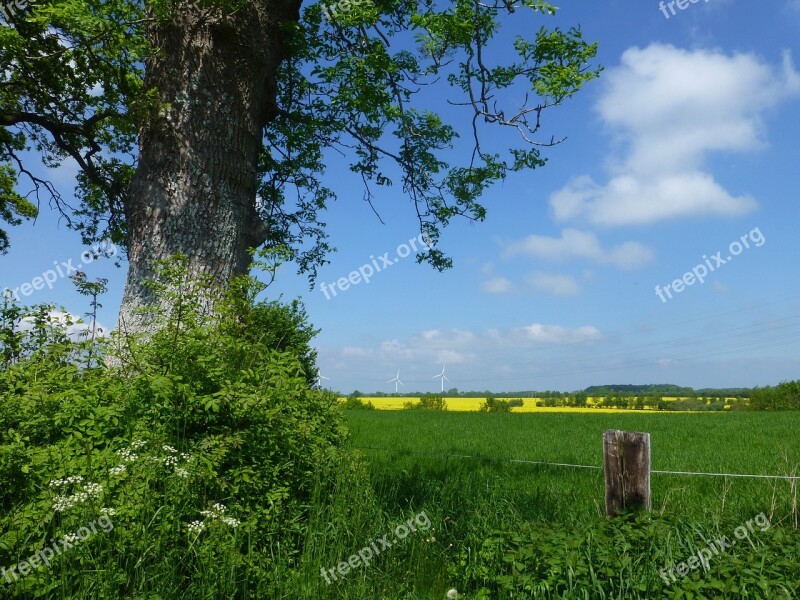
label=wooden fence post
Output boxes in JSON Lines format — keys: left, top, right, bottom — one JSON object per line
{"left": 603, "top": 429, "right": 651, "bottom": 517}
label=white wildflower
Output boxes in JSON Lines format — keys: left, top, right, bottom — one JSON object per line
{"left": 100, "top": 507, "right": 117, "bottom": 516}
{"left": 162, "top": 445, "right": 177, "bottom": 454}
{"left": 53, "top": 496, "right": 74, "bottom": 512}
{"left": 131, "top": 440, "right": 147, "bottom": 449}
{"left": 175, "top": 468, "right": 189, "bottom": 478}
{"left": 49, "top": 475, "right": 84, "bottom": 488}
{"left": 84, "top": 482, "right": 103, "bottom": 498}
{"left": 109, "top": 464, "right": 127, "bottom": 476}
{"left": 187, "top": 520, "right": 206, "bottom": 534}
{"left": 52, "top": 482, "right": 103, "bottom": 513}
{"left": 116, "top": 448, "right": 139, "bottom": 463}
{"left": 221, "top": 516, "right": 240, "bottom": 528}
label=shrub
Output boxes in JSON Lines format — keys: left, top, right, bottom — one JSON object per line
{"left": 749, "top": 381, "right": 800, "bottom": 410}
{"left": 0, "top": 258, "right": 364, "bottom": 597}
{"left": 404, "top": 394, "right": 447, "bottom": 411}
{"left": 479, "top": 397, "right": 512, "bottom": 412}
{"left": 342, "top": 395, "right": 375, "bottom": 410}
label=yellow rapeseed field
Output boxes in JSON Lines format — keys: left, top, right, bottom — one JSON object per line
{"left": 339, "top": 397, "right": 700, "bottom": 413}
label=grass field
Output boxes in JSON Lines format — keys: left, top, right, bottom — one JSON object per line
{"left": 306, "top": 409, "right": 800, "bottom": 598}
{"left": 345, "top": 410, "right": 800, "bottom": 522}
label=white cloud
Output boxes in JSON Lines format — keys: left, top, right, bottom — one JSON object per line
{"left": 341, "top": 323, "right": 603, "bottom": 366}
{"left": 512, "top": 324, "right": 603, "bottom": 344}
{"left": 550, "top": 44, "right": 800, "bottom": 226}
{"left": 527, "top": 272, "right": 580, "bottom": 296}
{"left": 481, "top": 277, "right": 514, "bottom": 294}
{"left": 504, "top": 228, "right": 653, "bottom": 269}
{"left": 711, "top": 280, "right": 731, "bottom": 293}
{"left": 16, "top": 310, "right": 108, "bottom": 341}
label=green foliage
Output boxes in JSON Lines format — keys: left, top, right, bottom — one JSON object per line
{"left": 404, "top": 394, "right": 448, "bottom": 411}
{"left": 342, "top": 394, "right": 375, "bottom": 410}
{"left": 586, "top": 383, "right": 696, "bottom": 396}
{"left": 0, "top": 298, "right": 91, "bottom": 370}
{"left": 2, "top": 0, "right": 599, "bottom": 279}
{"left": 456, "top": 513, "right": 799, "bottom": 598}
{"left": 0, "top": 163, "right": 37, "bottom": 254}
{"left": 749, "top": 381, "right": 800, "bottom": 411}
{"left": 0, "top": 0, "right": 148, "bottom": 249}
{"left": 479, "top": 397, "right": 512, "bottom": 412}
{"left": 0, "top": 259, "right": 361, "bottom": 597}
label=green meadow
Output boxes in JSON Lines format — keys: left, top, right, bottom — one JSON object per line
{"left": 3, "top": 282, "right": 799, "bottom": 598}
{"left": 291, "top": 409, "right": 800, "bottom": 599}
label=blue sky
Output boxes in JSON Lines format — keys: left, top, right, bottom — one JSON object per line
{"left": 3, "top": 0, "right": 800, "bottom": 393}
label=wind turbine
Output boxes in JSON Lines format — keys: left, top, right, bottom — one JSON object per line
{"left": 433, "top": 364, "right": 449, "bottom": 393}
{"left": 315, "top": 372, "right": 330, "bottom": 388}
{"left": 388, "top": 370, "right": 403, "bottom": 393}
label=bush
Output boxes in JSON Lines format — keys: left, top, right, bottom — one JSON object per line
{"left": 0, "top": 258, "right": 365, "bottom": 597}
{"left": 479, "top": 397, "right": 512, "bottom": 412}
{"left": 749, "top": 381, "right": 800, "bottom": 410}
{"left": 404, "top": 394, "right": 447, "bottom": 411}
{"left": 342, "top": 395, "right": 375, "bottom": 410}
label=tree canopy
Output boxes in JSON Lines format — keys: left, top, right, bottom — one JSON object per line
{"left": 1, "top": 0, "right": 599, "bottom": 282}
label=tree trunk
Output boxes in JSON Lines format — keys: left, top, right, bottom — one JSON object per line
{"left": 115, "top": 0, "right": 298, "bottom": 340}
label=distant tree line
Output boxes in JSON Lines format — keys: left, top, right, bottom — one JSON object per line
{"left": 348, "top": 384, "right": 754, "bottom": 399}
{"left": 345, "top": 384, "right": 800, "bottom": 412}
{"left": 747, "top": 381, "right": 800, "bottom": 410}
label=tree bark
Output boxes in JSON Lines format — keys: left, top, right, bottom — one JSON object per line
{"left": 116, "top": 0, "right": 298, "bottom": 340}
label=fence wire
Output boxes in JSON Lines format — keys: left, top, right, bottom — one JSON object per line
{"left": 352, "top": 446, "right": 800, "bottom": 481}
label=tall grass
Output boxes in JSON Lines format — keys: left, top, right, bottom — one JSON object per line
{"left": 346, "top": 410, "right": 800, "bottom": 523}
{"left": 318, "top": 410, "right": 800, "bottom": 598}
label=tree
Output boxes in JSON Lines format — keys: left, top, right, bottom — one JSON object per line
{"left": 2, "top": 0, "right": 600, "bottom": 337}
{"left": 404, "top": 393, "right": 446, "bottom": 410}
{"left": 479, "top": 396, "right": 511, "bottom": 412}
